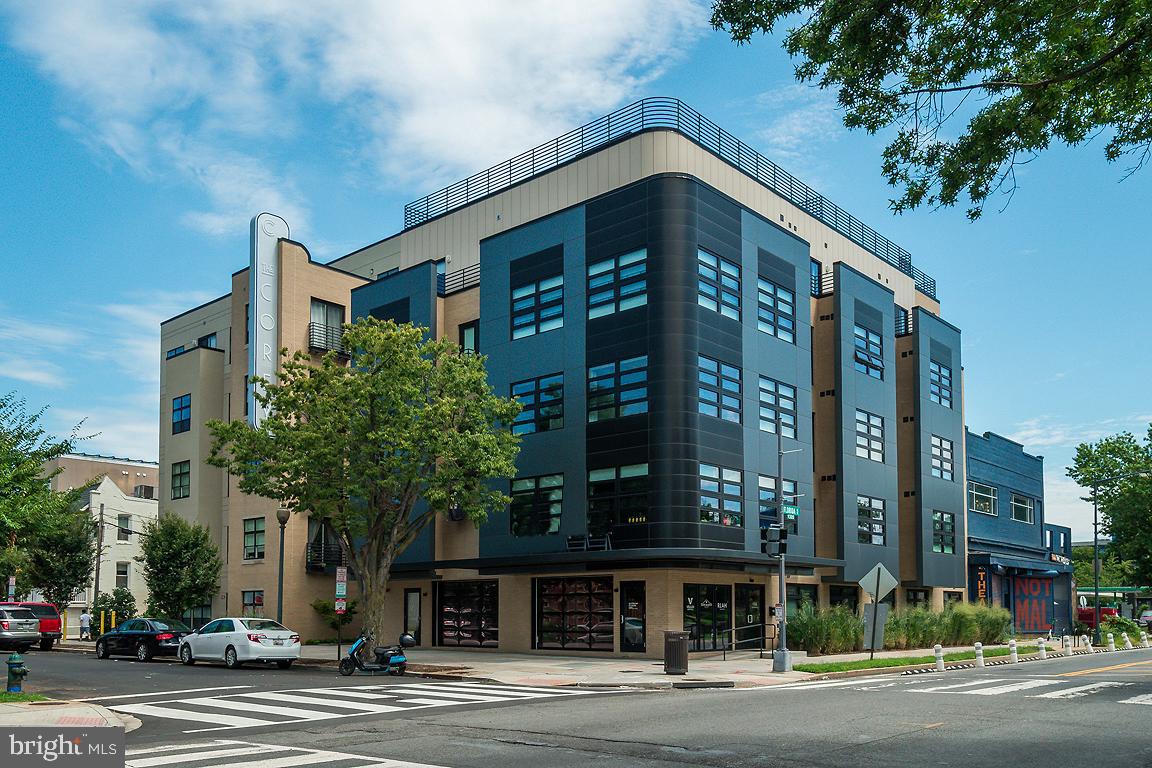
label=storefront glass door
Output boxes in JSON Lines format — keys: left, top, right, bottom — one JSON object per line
{"left": 683, "top": 584, "right": 732, "bottom": 651}
{"left": 620, "top": 581, "right": 646, "bottom": 653}
{"left": 734, "top": 584, "right": 765, "bottom": 649}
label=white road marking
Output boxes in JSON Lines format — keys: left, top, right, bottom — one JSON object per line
{"left": 112, "top": 702, "right": 272, "bottom": 728}
{"left": 424, "top": 681, "right": 595, "bottom": 695}
{"left": 125, "top": 739, "right": 244, "bottom": 755}
{"left": 251, "top": 691, "right": 406, "bottom": 713}
{"left": 910, "top": 679, "right": 1011, "bottom": 692}
{"left": 1030, "top": 681, "right": 1131, "bottom": 699}
{"left": 1119, "top": 693, "right": 1152, "bottom": 705}
{"left": 128, "top": 744, "right": 283, "bottom": 767}
{"left": 387, "top": 686, "right": 536, "bottom": 702}
{"left": 958, "top": 680, "right": 1061, "bottom": 696}
{"left": 124, "top": 740, "right": 451, "bottom": 768}
{"left": 182, "top": 696, "right": 348, "bottom": 720}
{"left": 79, "top": 685, "right": 255, "bottom": 701}
{"left": 767, "top": 678, "right": 894, "bottom": 690}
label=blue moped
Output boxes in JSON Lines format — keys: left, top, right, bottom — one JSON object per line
{"left": 338, "top": 631, "right": 415, "bottom": 676}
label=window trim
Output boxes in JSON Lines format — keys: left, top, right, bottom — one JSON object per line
{"left": 856, "top": 495, "right": 886, "bottom": 546}
{"left": 117, "top": 514, "right": 131, "bottom": 542}
{"left": 587, "top": 463, "right": 649, "bottom": 535}
{"left": 932, "top": 510, "right": 956, "bottom": 554}
{"left": 172, "top": 393, "right": 191, "bottom": 435}
{"left": 115, "top": 562, "right": 130, "bottom": 590}
{"left": 853, "top": 324, "right": 884, "bottom": 379}
{"left": 758, "top": 376, "right": 797, "bottom": 438}
{"left": 510, "top": 474, "right": 564, "bottom": 536}
{"left": 171, "top": 460, "right": 190, "bottom": 500}
{"left": 1010, "top": 493, "right": 1035, "bottom": 524}
{"left": 511, "top": 373, "right": 564, "bottom": 435}
{"left": 587, "top": 248, "right": 648, "bottom": 319}
{"left": 242, "top": 517, "right": 266, "bottom": 560}
{"left": 459, "top": 320, "right": 479, "bottom": 354}
{"left": 968, "top": 481, "right": 998, "bottom": 516}
{"left": 587, "top": 355, "right": 649, "bottom": 422}
{"left": 854, "top": 408, "right": 884, "bottom": 463}
{"left": 755, "top": 275, "right": 796, "bottom": 343}
{"left": 930, "top": 434, "right": 954, "bottom": 481}
{"left": 697, "top": 249, "right": 741, "bottom": 321}
{"left": 511, "top": 274, "right": 564, "bottom": 339}
{"left": 698, "top": 354, "right": 742, "bottom": 423}
{"left": 699, "top": 463, "right": 743, "bottom": 527}
{"left": 929, "top": 359, "right": 953, "bottom": 408}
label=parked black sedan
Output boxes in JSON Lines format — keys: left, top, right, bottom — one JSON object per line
{"left": 95, "top": 617, "right": 192, "bottom": 662}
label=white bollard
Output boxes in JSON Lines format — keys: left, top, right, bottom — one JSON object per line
{"left": 1081, "top": 634, "right": 1091, "bottom": 651}
{"left": 934, "top": 643, "right": 945, "bottom": 672}
{"left": 1062, "top": 635, "right": 1071, "bottom": 656}
{"left": 1142, "top": 632, "right": 1150, "bottom": 649}
{"left": 1038, "top": 637, "right": 1047, "bottom": 660}
{"left": 974, "top": 642, "right": 985, "bottom": 667}
{"left": 1009, "top": 639, "right": 1018, "bottom": 663}
{"left": 1123, "top": 632, "right": 1134, "bottom": 650}
{"left": 1107, "top": 633, "right": 1116, "bottom": 652}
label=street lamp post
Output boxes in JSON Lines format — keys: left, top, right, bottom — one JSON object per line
{"left": 773, "top": 435, "right": 803, "bottom": 674}
{"left": 276, "top": 507, "right": 291, "bottom": 623}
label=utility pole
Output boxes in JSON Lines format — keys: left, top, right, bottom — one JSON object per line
{"left": 772, "top": 433, "right": 796, "bottom": 673}
{"left": 1092, "top": 485, "right": 1101, "bottom": 646}
{"left": 92, "top": 503, "right": 105, "bottom": 612}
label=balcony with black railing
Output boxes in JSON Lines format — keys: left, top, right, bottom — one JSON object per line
{"left": 437, "top": 263, "right": 481, "bottom": 296}
{"left": 305, "top": 541, "right": 348, "bottom": 573}
{"left": 308, "top": 322, "right": 345, "bottom": 355}
{"left": 404, "top": 97, "right": 938, "bottom": 300}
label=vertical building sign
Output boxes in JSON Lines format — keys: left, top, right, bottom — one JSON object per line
{"left": 249, "top": 213, "right": 290, "bottom": 426}
{"left": 975, "top": 566, "right": 988, "bottom": 603}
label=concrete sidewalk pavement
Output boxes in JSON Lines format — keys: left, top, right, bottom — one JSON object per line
{"left": 0, "top": 700, "right": 138, "bottom": 730}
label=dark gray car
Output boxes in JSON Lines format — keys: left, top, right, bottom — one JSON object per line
{"left": 0, "top": 607, "right": 40, "bottom": 651}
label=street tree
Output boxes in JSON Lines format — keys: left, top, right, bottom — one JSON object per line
{"left": 136, "top": 514, "right": 222, "bottom": 619}
{"left": 92, "top": 587, "right": 137, "bottom": 621}
{"left": 1068, "top": 426, "right": 1152, "bottom": 585}
{"left": 0, "top": 392, "right": 91, "bottom": 595}
{"left": 207, "top": 318, "right": 521, "bottom": 641}
{"left": 1070, "top": 545, "right": 1134, "bottom": 592}
{"left": 711, "top": 1, "right": 1152, "bottom": 218}
{"left": 28, "top": 509, "right": 98, "bottom": 610}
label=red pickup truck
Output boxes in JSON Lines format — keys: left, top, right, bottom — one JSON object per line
{"left": 1076, "top": 606, "right": 1119, "bottom": 629}
{"left": 0, "top": 602, "right": 62, "bottom": 650}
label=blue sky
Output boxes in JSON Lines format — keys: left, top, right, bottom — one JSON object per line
{"left": 1, "top": 2, "right": 1148, "bottom": 537}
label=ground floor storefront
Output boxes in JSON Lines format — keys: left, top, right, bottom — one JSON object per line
{"left": 969, "top": 559, "right": 1074, "bottom": 635}
{"left": 379, "top": 568, "right": 963, "bottom": 659}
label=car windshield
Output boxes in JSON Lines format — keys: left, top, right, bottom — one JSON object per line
{"left": 242, "top": 619, "right": 288, "bottom": 632}
{"left": 152, "top": 619, "right": 191, "bottom": 631}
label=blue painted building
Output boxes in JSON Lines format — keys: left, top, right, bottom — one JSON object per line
{"left": 965, "top": 430, "right": 1074, "bottom": 634}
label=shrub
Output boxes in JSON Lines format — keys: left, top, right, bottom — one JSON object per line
{"left": 1101, "top": 615, "right": 1142, "bottom": 640}
{"left": 786, "top": 602, "right": 862, "bottom": 655}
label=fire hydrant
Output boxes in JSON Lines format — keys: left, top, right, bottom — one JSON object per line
{"left": 7, "top": 652, "right": 29, "bottom": 693}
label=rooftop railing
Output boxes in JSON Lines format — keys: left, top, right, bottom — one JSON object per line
{"left": 404, "top": 97, "right": 938, "bottom": 300}
{"left": 437, "top": 263, "right": 481, "bottom": 296}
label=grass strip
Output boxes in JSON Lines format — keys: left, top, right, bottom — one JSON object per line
{"left": 794, "top": 645, "right": 1041, "bottom": 673}
{"left": 0, "top": 692, "right": 48, "bottom": 703}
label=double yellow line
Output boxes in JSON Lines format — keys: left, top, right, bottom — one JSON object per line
{"left": 1062, "top": 660, "right": 1152, "bottom": 677}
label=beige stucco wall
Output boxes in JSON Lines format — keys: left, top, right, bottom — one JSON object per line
{"left": 45, "top": 454, "right": 158, "bottom": 497}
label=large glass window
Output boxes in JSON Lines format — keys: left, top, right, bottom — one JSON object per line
{"left": 698, "top": 355, "right": 741, "bottom": 423}
{"left": 684, "top": 583, "right": 733, "bottom": 651}
{"left": 700, "top": 464, "right": 743, "bottom": 527}
{"left": 587, "top": 249, "right": 647, "bottom": 319}
{"left": 172, "top": 393, "right": 191, "bottom": 434}
{"left": 115, "top": 562, "right": 129, "bottom": 589}
{"left": 171, "top": 461, "right": 190, "bottom": 500}
{"left": 853, "top": 324, "right": 884, "bottom": 379}
{"left": 758, "top": 377, "right": 796, "bottom": 438}
{"left": 855, "top": 409, "right": 884, "bottom": 462}
{"left": 587, "top": 464, "right": 649, "bottom": 536}
{"left": 537, "top": 576, "right": 614, "bottom": 650}
{"left": 929, "top": 360, "right": 953, "bottom": 408}
{"left": 510, "top": 474, "right": 563, "bottom": 536}
{"left": 459, "top": 320, "right": 479, "bottom": 354}
{"left": 511, "top": 274, "right": 564, "bottom": 339}
{"left": 856, "top": 495, "right": 886, "bottom": 545}
{"left": 1011, "top": 494, "right": 1035, "bottom": 523}
{"left": 756, "top": 277, "right": 795, "bottom": 343}
{"left": 697, "top": 249, "right": 741, "bottom": 320}
{"left": 758, "top": 475, "right": 798, "bottom": 534}
{"left": 438, "top": 580, "right": 499, "bottom": 647}
{"left": 117, "top": 514, "right": 131, "bottom": 542}
{"left": 969, "top": 481, "right": 998, "bottom": 515}
{"left": 511, "top": 373, "right": 564, "bottom": 435}
{"left": 932, "top": 511, "right": 956, "bottom": 553}
{"left": 241, "top": 590, "right": 264, "bottom": 618}
{"left": 931, "top": 435, "right": 954, "bottom": 480}
{"left": 243, "top": 517, "right": 265, "bottom": 560}
{"left": 587, "top": 355, "right": 648, "bottom": 422}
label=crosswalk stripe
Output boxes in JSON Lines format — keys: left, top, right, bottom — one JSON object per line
{"left": 1031, "top": 681, "right": 1130, "bottom": 699}
{"left": 248, "top": 692, "right": 406, "bottom": 713}
{"left": 1119, "top": 693, "right": 1152, "bottom": 705}
{"left": 126, "top": 740, "right": 243, "bottom": 756}
{"left": 128, "top": 744, "right": 286, "bottom": 767}
{"left": 389, "top": 685, "right": 548, "bottom": 701}
{"left": 910, "top": 679, "right": 1011, "bottom": 692}
{"left": 287, "top": 688, "right": 401, "bottom": 700}
{"left": 111, "top": 703, "right": 272, "bottom": 728}
{"left": 958, "top": 680, "right": 1059, "bottom": 696}
{"left": 770, "top": 678, "right": 890, "bottom": 691}
{"left": 180, "top": 696, "right": 348, "bottom": 720}
{"left": 394, "top": 697, "right": 492, "bottom": 708}
{"left": 420, "top": 681, "right": 593, "bottom": 695}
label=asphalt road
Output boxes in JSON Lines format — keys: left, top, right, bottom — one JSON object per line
{"left": 20, "top": 645, "right": 1152, "bottom": 767}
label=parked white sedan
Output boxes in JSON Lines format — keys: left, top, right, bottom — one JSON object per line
{"left": 179, "top": 617, "right": 301, "bottom": 669}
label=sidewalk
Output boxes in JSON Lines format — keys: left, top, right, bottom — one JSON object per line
{"left": 0, "top": 700, "right": 137, "bottom": 730}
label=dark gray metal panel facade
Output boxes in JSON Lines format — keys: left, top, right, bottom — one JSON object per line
{"left": 833, "top": 262, "right": 900, "bottom": 583}
{"left": 912, "top": 308, "right": 966, "bottom": 586}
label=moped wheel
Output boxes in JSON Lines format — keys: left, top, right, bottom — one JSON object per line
{"left": 389, "top": 663, "right": 406, "bottom": 676}
{"left": 338, "top": 658, "right": 356, "bottom": 677}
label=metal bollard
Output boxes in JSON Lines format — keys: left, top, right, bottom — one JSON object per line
{"left": 1123, "top": 632, "right": 1133, "bottom": 650}
{"left": 934, "top": 643, "right": 945, "bottom": 672}
{"left": 1142, "top": 632, "right": 1150, "bottom": 649}
{"left": 1009, "top": 639, "right": 1018, "bottom": 663}
{"left": 974, "top": 642, "right": 985, "bottom": 667}
{"left": 1107, "top": 633, "right": 1116, "bottom": 652}
{"left": 1038, "top": 637, "right": 1047, "bottom": 660}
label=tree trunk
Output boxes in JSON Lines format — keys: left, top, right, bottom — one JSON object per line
{"left": 354, "top": 552, "right": 393, "bottom": 644}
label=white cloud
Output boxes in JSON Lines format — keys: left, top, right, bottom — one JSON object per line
{"left": 750, "top": 85, "right": 844, "bottom": 169}
{"left": 3, "top": 0, "right": 708, "bottom": 236}
{"left": 0, "top": 355, "right": 68, "bottom": 388}
{"left": 51, "top": 397, "right": 159, "bottom": 462}
{"left": 1007, "top": 415, "right": 1152, "bottom": 450}
{"left": 92, "top": 291, "right": 216, "bottom": 387}
{"left": 1043, "top": 471, "right": 1094, "bottom": 540}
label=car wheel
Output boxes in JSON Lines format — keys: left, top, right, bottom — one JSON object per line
{"left": 180, "top": 644, "right": 196, "bottom": 666}
{"left": 338, "top": 658, "right": 356, "bottom": 677}
{"left": 95, "top": 640, "right": 109, "bottom": 659}
{"left": 39, "top": 638, "right": 54, "bottom": 651}
{"left": 224, "top": 646, "right": 242, "bottom": 669}
{"left": 135, "top": 641, "right": 153, "bottom": 663}
{"left": 276, "top": 660, "right": 293, "bottom": 670}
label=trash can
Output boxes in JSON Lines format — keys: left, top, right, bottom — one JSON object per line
{"left": 664, "top": 631, "right": 690, "bottom": 675}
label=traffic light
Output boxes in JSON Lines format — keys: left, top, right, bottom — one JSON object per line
{"left": 760, "top": 525, "right": 787, "bottom": 556}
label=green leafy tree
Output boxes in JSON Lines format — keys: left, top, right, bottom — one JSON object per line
{"left": 28, "top": 509, "right": 98, "bottom": 609}
{"left": 711, "top": 1, "right": 1152, "bottom": 219}
{"left": 1068, "top": 426, "right": 1152, "bottom": 585}
{"left": 136, "top": 515, "right": 222, "bottom": 619}
{"left": 208, "top": 318, "right": 520, "bottom": 641}
{"left": 92, "top": 587, "right": 138, "bottom": 622}
{"left": 1071, "top": 545, "right": 1135, "bottom": 591}
{"left": 0, "top": 392, "right": 91, "bottom": 594}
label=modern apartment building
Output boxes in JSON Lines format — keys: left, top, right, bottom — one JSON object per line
{"left": 160, "top": 98, "right": 968, "bottom": 653}
{"left": 965, "top": 429, "right": 1074, "bottom": 635}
